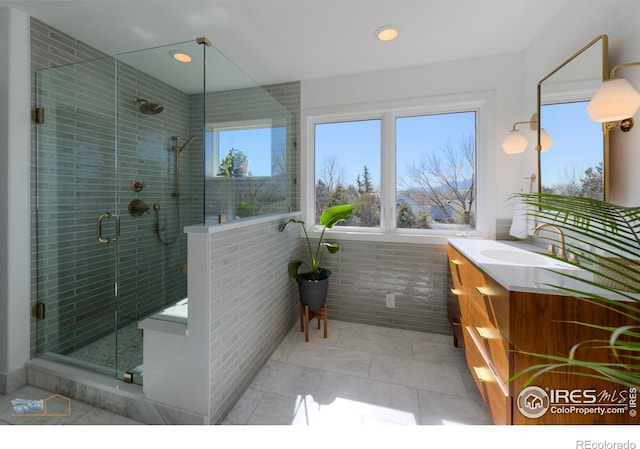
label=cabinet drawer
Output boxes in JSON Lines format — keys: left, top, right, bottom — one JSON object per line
{"left": 447, "top": 246, "right": 467, "bottom": 290}
{"left": 464, "top": 329, "right": 511, "bottom": 425}
{"left": 448, "top": 291, "right": 464, "bottom": 349}
{"left": 466, "top": 299, "right": 511, "bottom": 383}
{"left": 467, "top": 267, "right": 510, "bottom": 341}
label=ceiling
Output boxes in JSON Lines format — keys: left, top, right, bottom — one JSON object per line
{"left": 1, "top": 0, "right": 569, "bottom": 86}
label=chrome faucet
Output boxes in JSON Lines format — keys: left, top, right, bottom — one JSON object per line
{"left": 533, "top": 223, "right": 567, "bottom": 260}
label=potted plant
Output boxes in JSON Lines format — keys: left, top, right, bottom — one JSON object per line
{"left": 218, "top": 148, "right": 248, "bottom": 177}
{"left": 279, "top": 204, "right": 353, "bottom": 311}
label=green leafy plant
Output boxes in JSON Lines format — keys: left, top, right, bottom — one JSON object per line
{"left": 278, "top": 204, "right": 353, "bottom": 281}
{"left": 510, "top": 192, "right": 640, "bottom": 389}
{"left": 236, "top": 202, "right": 256, "bottom": 218}
{"left": 218, "top": 148, "right": 248, "bottom": 177}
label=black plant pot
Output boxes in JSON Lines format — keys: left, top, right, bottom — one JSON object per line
{"left": 297, "top": 269, "right": 329, "bottom": 311}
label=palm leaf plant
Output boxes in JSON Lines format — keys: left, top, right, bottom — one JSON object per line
{"left": 510, "top": 192, "right": 640, "bottom": 389}
{"left": 279, "top": 204, "right": 353, "bottom": 281}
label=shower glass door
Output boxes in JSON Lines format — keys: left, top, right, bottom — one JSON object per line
{"left": 35, "top": 55, "right": 124, "bottom": 379}
{"left": 35, "top": 39, "right": 207, "bottom": 386}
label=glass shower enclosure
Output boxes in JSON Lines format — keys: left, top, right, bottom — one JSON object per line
{"left": 34, "top": 38, "right": 212, "bottom": 386}
{"left": 36, "top": 40, "right": 212, "bottom": 383}
{"left": 34, "top": 35, "right": 296, "bottom": 386}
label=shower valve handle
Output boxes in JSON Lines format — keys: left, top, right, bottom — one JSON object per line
{"left": 131, "top": 180, "right": 145, "bottom": 192}
{"left": 128, "top": 199, "right": 151, "bottom": 217}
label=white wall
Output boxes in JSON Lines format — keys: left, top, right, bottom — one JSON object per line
{"left": 524, "top": 0, "right": 640, "bottom": 206}
{"left": 0, "top": 7, "right": 31, "bottom": 391}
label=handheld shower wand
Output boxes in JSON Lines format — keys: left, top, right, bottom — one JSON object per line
{"left": 170, "top": 135, "right": 195, "bottom": 197}
{"left": 175, "top": 135, "right": 195, "bottom": 152}
{"left": 154, "top": 135, "right": 195, "bottom": 245}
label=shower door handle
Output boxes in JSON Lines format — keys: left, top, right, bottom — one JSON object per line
{"left": 97, "top": 213, "right": 120, "bottom": 244}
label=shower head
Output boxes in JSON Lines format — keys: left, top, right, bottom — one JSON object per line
{"left": 133, "top": 96, "right": 164, "bottom": 115}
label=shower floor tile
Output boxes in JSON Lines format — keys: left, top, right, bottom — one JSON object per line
{"left": 66, "top": 322, "right": 143, "bottom": 375}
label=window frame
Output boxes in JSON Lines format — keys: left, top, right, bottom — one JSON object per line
{"left": 301, "top": 92, "right": 494, "bottom": 244}
{"left": 207, "top": 118, "right": 274, "bottom": 178}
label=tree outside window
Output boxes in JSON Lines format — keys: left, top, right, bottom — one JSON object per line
{"left": 314, "top": 119, "right": 381, "bottom": 227}
{"left": 397, "top": 112, "right": 476, "bottom": 230}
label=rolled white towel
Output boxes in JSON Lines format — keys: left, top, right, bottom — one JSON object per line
{"left": 509, "top": 197, "right": 534, "bottom": 239}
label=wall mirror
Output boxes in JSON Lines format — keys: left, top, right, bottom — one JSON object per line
{"left": 537, "top": 35, "right": 609, "bottom": 200}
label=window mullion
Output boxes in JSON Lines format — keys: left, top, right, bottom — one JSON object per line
{"left": 381, "top": 111, "right": 396, "bottom": 233}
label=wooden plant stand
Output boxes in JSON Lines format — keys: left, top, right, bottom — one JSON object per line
{"left": 299, "top": 302, "right": 328, "bottom": 342}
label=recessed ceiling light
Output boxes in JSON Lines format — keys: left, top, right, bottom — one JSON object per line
{"left": 375, "top": 25, "right": 399, "bottom": 42}
{"left": 170, "top": 50, "right": 192, "bottom": 63}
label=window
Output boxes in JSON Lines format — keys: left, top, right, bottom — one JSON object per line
{"left": 396, "top": 112, "right": 476, "bottom": 230}
{"left": 314, "top": 119, "right": 381, "bottom": 227}
{"left": 204, "top": 117, "right": 291, "bottom": 222}
{"left": 207, "top": 119, "right": 284, "bottom": 178}
{"left": 306, "top": 97, "right": 484, "bottom": 240}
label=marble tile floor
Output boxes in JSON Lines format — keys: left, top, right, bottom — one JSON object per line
{"left": 0, "top": 319, "right": 493, "bottom": 426}
{"left": 223, "top": 319, "right": 494, "bottom": 425}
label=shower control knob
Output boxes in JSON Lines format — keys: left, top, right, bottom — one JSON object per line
{"left": 131, "top": 180, "right": 145, "bottom": 192}
{"left": 128, "top": 199, "right": 150, "bottom": 217}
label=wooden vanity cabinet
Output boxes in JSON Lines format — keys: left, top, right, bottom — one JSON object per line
{"left": 447, "top": 243, "right": 638, "bottom": 425}
{"left": 447, "top": 246, "right": 467, "bottom": 349}
{"left": 448, "top": 244, "right": 512, "bottom": 424}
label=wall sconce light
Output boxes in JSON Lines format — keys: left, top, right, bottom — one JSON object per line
{"left": 502, "top": 113, "right": 552, "bottom": 154}
{"left": 587, "top": 61, "right": 640, "bottom": 132}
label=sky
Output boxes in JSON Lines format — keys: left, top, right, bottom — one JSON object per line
{"left": 205, "top": 126, "right": 280, "bottom": 177}
{"left": 539, "top": 100, "right": 602, "bottom": 187}
{"left": 204, "top": 103, "right": 601, "bottom": 192}
{"left": 314, "top": 112, "right": 476, "bottom": 192}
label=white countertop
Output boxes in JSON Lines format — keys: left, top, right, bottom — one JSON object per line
{"left": 447, "top": 238, "right": 638, "bottom": 301}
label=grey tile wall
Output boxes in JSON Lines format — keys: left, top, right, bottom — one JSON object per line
{"left": 318, "top": 239, "right": 451, "bottom": 335}
{"left": 207, "top": 216, "right": 300, "bottom": 423}
{"left": 496, "top": 218, "right": 517, "bottom": 240}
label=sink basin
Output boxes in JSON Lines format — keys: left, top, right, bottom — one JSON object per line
{"left": 479, "top": 248, "right": 554, "bottom": 266}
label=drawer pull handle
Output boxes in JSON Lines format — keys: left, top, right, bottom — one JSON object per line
{"left": 450, "top": 288, "right": 463, "bottom": 296}
{"left": 450, "top": 259, "right": 463, "bottom": 284}
{"left": 475, "top": 286, "right": 491, "bottom": 296}
{"left": 473, "top": 366, "right": 493, "bottom": 383}
{"left": 476, "top": 327, "right": 493, "bottom": 340}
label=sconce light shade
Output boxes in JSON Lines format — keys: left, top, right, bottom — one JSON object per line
{"left": 539, "top": 128, "right": 553, "bottom": 152}
{"left": 502, "top": 130, "right": 528, "bottom": 154}
{"left": 587, "top": 78, "right": 640, "bottom": 122}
